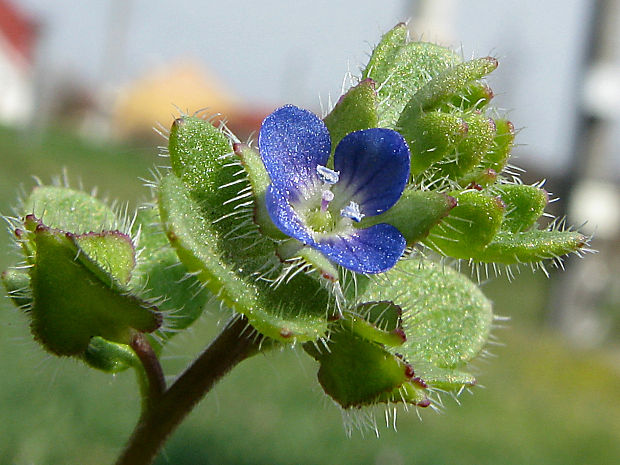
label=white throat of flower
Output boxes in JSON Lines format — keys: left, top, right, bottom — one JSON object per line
{"left": 316, "top": 165, "right": 365, "bottom": 223}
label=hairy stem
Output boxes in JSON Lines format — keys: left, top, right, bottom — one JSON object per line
{"left": 116, "top": 316, "right": 262, "bottom": 465}
{"left": 130, "top": 332, "right": 166, "bottom": 409}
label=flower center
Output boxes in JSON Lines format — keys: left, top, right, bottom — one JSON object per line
{"left": 295, "top": 165, "right": 367, "bottom": 237}
{"left": 316, "top": 165, "right": 365, "bottom": 221}
{"left": 305, "top": 207, "right": 336, "bottom": 233}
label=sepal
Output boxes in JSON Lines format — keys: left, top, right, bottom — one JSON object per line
{"left": 304, "top": 326, "right": 425, "bottom": 409}
{"left": 29, "top": 224, "right": 160, "bottom": 356}
{"left": 475, "top": 230, "right": 588, "bottom": 265}
{"left": 323, "top": 78, "right": 379, "bottom": 152}
{"left": 305, "top": 259, "right": 493, "bottom": 409}
{"left": 481, "top": 118, "right": 515, "bottom": 174}
{"left": 359, "top": 189, "right": 457, "bottom": 245}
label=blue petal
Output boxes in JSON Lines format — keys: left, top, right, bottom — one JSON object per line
{"left": 333, "top": 128, "right": 410, "bottom": 216}
{"left": 315, "top": 223, "right": 406, "bottom": 274}
{"left": 265, "top": 184, "right": 315, "bottom": 245}
{"left": 259, "top": 105, "right": 331, "bottom": 193}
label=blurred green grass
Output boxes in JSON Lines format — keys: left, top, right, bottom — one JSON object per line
{"left": 1, "top": 125, "right": 619, "bottom": 465}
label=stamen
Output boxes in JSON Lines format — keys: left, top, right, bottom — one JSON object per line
{"left": 321, "top": 190, "right": 334, "bottom": 211}
{"left": 340, "top": 201, "right": 364, "bottom": 222}
{"left": 317, "top": 165, "right": 340, "bottom": 184}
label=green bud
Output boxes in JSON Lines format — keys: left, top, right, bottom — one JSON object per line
{"left": 495, "top": 184, "right": 548, "bottom": 233}
{"left": 458, "top": 168, "right": 498, "bottom": 189}
{"left": 437, "top": 112, "right": 495, "bottom": 180}
{"left": 481, "top": 118, "right": 515, "bottom": 173}
{"left": 405, "top": 111, "right": 469, "bottom": 176}
{"left": 442, "top": 81, "right": 494, "bottom": 112}
{"left": 304, "top": 327, "right": 420, "bottom": 408}
{"left": 363, "top": 24, "right": 461, "bottom": 127}
{"left": 424, "top": 190, "right": 505, "bottom": 258}
{"left": 398, "top": 57, "right": 498, "bottom": 125}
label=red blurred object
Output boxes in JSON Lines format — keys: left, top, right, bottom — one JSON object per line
{"left": 0, "top": 0, "right": 38, "bottom": 66}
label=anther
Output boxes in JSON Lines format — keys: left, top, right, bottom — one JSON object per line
{"left": 317, "top": 165, "right": 339, "bottom": 184}
{"left": 340, "top": 201, "right": 364, "bottom": 222}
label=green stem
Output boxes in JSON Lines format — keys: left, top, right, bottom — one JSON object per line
{"left": 130, "top": 332, "right": 166, "bottom": 410}
{"left": 115, "top": 316, "right": 262, "bottom": 465}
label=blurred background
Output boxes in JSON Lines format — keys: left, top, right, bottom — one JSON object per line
{"left": 1, "top": 0, "right": 619, "bottom": 464}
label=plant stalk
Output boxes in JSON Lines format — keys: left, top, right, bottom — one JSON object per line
{"left": 130, "top": 332, "right": 166, "bottom": 409}
{"left": 115, "top": 316, "right": 261, "bottom": 465}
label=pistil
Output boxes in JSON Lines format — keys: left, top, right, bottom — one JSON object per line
{"left": 321, "top": 190, "right": 334, "bottom": 211}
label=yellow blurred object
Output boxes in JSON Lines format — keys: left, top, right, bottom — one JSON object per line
{"left": 113, "top": 61, "right": 264, "bottom": 140}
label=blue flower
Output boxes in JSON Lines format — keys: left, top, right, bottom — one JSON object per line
{"left": 259, "top": 105, "right": 410, "bottom": 274}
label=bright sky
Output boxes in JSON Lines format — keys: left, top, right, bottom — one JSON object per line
{"left": 19, "top": 0, "right": 408, "bottom": 109}
{"left": 17, "top": 0, "right": 604, "bottom": 175}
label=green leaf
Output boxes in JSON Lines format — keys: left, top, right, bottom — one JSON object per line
{"left": 358, "top": 259, "right": 494, "bottom": 388}
{"left": 323, "top": 78, "right": 379, "bottom": 151}
{"left": 130, "top": 207, "right": 209, "bottom": 333}
{"left": 30, "top": 226, "right": 161, "bottom": 356}
{"left": 168, "top": 116, "right": 233, "bottom": 193}
{"left": 159, "top": 174, "right": 328, "bottom": 342}
{"left": 24, "top": 185, "right": 119, "bottom": 233}
{"left": 362, "top": 23, "right": 409, "bottom": 85}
